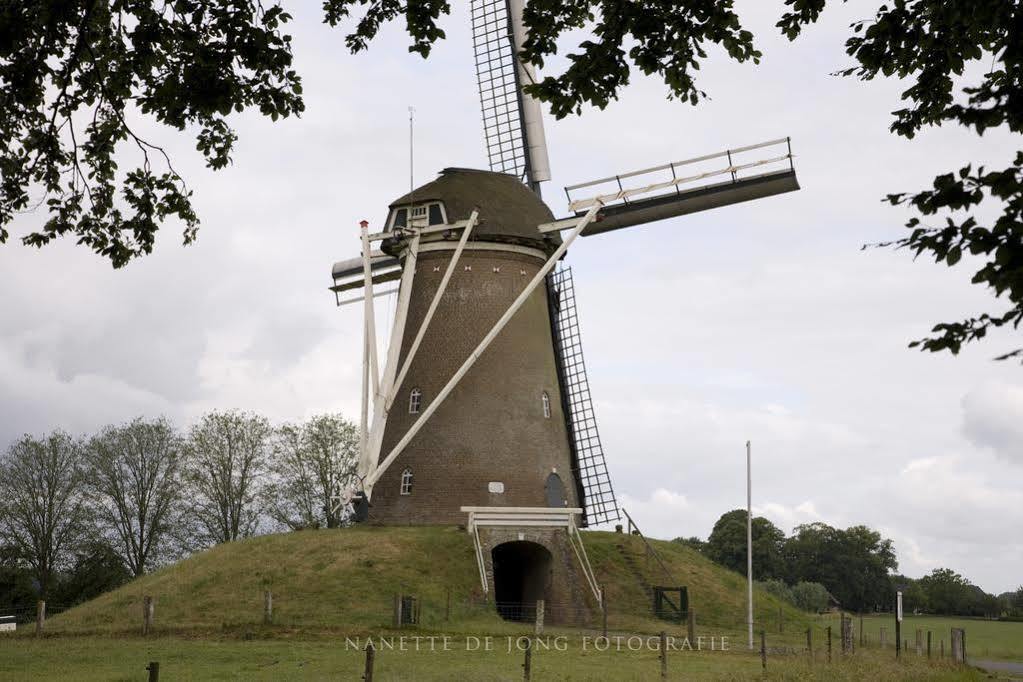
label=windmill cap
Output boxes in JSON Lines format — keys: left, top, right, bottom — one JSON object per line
{"left": 384, "top": 168, "right": 560, "bottom": 255}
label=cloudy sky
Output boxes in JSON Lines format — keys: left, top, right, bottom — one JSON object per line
{"left": 2, "top": 2, "right": 1021, "bottom": 593}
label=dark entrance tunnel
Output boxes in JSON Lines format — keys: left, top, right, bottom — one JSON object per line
{"left": 491, "top": 541, "right": 552, "bottom": 622}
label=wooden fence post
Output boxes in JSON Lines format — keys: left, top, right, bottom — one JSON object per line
{"left": 263, "top": 590, "right": 273, "bottom": 625}
{"left": 660, "top": 630, "right": 668, "bottom": 680}
{"left": 880, "top": 625, "right": 887, "bottom": 648}
{"left": 927, "top": 630, "right": 932, "bottom": 658}
{"left": 826, "top": 626, "right": 832, "bottom": 663}
{"left": 146, "top": 661, "right": 160, "bottom": 682}
{"left": 534, "top": 600, "right": 545, "bottom": 636}
{"left": 35, "top": 600, "right": 45, "bottom": 636}
{"left": 522, "top": 640, "right": 532, "bottom": 681}
{"left": 142, "top": 596, "right": 154, "bottom": 636}
{"left": 806, "top": 627, "right": 813, "bottom": 663}
{"left": 915, "top": 628, "right": 922, "bottom": 656}
{"left": 760, "top": 629, "right": 767, "bottom": 670}
{"left": 859, "top": 614, "right": 864, "bottom": 648}
{"left": 363, "top": 642, "right": 375, "bottom": 682}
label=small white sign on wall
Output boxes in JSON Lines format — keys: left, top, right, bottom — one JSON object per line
{"left": 488, "top": 481, "right": 504, "bottom": 494}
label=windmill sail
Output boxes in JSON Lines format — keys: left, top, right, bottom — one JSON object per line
{"left": 470, "top": 0, "right": 551, "bottom": 191}
{"left": 547, "top": 265, "right": 619, "bottom": 527}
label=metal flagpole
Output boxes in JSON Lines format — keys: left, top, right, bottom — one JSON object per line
{"left": 747, "top": 439, "right": 754, "bottom": 651}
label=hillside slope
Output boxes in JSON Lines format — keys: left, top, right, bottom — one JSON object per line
{"left": 47, "top": 527, "right": 810, "bottom": 637}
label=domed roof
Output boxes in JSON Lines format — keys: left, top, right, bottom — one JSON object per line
{"left": 383, "top": 168, "right": 561, "bottom": 255}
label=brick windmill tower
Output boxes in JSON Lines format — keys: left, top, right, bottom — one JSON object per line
{"left": 329, "top": 0, "right": 800, "bottom": 622}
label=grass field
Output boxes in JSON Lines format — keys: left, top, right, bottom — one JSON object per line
{"left": 818, "top": 613, "right": 1023, "bottom": 663}
{"left": 2, "top": 527, "right": 1014, "bottom": 679}
{"left": 0, "top": 634, "right": 990, "bottom": 680}
{"left": 40, "top": 527, "right": 811, "bottom": 637}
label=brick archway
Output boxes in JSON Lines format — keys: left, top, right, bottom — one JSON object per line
{"left": 491, "top": 541, "right": 552, "bottom": 621}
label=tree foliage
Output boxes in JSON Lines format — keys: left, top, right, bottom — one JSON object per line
{"left": 790, "top": 580, "right": 830, "bottom": 613}
{"left": 913, "top": 567, "right": 1001, "bottom": 617}
{"left": 0, "top": 432, "right": 86, "bottom": 597}
{"left": 704, "top": 509, "right": 786, "bottom": 581}
{"left": 85, "top": 418, "right": 184, "bottom": 576}
{"left": 784, "top": 522, "right": 896, "bottom": 612}
{"left": 263, "top": 414, "right": 359, "bottom": 531}
{"left": 781, "top": 0, "right": 1023, "bottom": 360}
{"left": 183, "top": 410, "right": 270, "bottom": 546}
{"left": 0, "top": 0, "right": 302, "bottom": 266}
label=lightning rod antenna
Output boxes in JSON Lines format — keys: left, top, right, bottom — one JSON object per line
{"left": 409, "top": 106, "right": 415, "bottom": 196}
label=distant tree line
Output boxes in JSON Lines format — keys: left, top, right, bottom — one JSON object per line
{"left": 897, "top": 569, "right": 1020, "bottom": 619}
{"left": 676, "top": 510, "right": 1015, "bottom": 618}
{"left": 0, "top": 411, "right": 358, "bottom": 615}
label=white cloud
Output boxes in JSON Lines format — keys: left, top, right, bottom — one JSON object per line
{"left": 617, "top": 489, "right": 691, "bottom": 538}
{"left": 962, "top": 382, "right": 1023, "bottom": 465}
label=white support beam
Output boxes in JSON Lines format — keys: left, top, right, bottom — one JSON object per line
{"left": 336, "top": 288, "right": 398, "bottom": 307}
{"left": 363, "top": 201, "right": 603, "bottom": 495}
{"left": 386, "top": 210, "right": 479, "bottom": 411}
{"left": 360, "top": 233, "right": 422, "bottom": 479}
{"left": 537, "top": 216, "right": 585, "bottom": 234}
{"left": 361, "top": 223, "right": 380, "bottom": 400}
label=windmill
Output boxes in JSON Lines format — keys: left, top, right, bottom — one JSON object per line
{"left": 328, "top": 0, "right": 799, "bottom": 622}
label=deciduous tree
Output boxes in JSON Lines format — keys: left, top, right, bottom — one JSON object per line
{"left": 0, "top": 432, "right": 86, "bottom": 598}
{"left": 85, "top": 418, "right": 184, "bottom": 576}
{"left": 183, "top": 411, "right": 270, "bottom": 546}
{"left": 263, "top": 414, "right": 359, "bottom": 530}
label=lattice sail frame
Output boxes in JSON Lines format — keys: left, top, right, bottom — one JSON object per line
{"left": 470, "top": 0, "right": 530, "bottom": 182}
{"left": 547, "top": 265, "right": 620, "bottom": 527}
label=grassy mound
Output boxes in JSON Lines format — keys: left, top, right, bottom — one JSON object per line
{"left": 46, "top": 526, "right": 810, "bottom": 637}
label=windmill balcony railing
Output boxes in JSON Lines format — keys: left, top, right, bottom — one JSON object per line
{"left": 565, "top": 137, "right": 795, "bottom": 213}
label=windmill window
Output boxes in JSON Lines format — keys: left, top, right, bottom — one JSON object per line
{"left": 542, "top": 391, "right": 551, "bottom": 419}
{"left": 409, "top": 388, "right": 422, "bottom": 414}
{"left": 390, "top": 202, "right": 447, "bottom": 230}
{"left": 428, "top": 204, "right": 444, "bottom": 225}
{"left": 400, "top": 468, "right": 414, "bottom": 495}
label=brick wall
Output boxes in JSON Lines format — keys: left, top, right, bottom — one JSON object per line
{"left": 369, "top": 246, "right": 581, "bottom": 525}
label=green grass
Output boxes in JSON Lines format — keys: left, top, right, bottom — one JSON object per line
{"left": 1, "top": 529, "right": 1003, "bottom": 679}
{"left": 819, "top": 613, "right": 1023, "bottom": 663}
{"left": 41, "top": 527, "right": 811, "bottom": 638}
{"left": 0, "top": 635, "right": 989, "bottom": 680}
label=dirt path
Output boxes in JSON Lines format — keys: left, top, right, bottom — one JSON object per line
{"left": 976, "top": 659, "right": 1023, "bottom": 678}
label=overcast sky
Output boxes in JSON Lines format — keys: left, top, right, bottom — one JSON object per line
{"left": 2, "top": 2, "right": 1021, "bottom": 594}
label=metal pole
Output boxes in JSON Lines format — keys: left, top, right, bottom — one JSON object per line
{"left": 896, "top": 589, "right": 902, "bottom": 660}
{"left": 746, "top": 439, "right": 753, "bottom": 651}
{"left": 366, "top": 201, "right": 604, "bottom": 491}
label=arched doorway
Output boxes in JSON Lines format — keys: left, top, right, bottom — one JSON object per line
{"left": 545, "top": 473, "right": 566, "bottom": 507}
{"left": 491, "top": 541, "right": 552, "bottom": 622}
